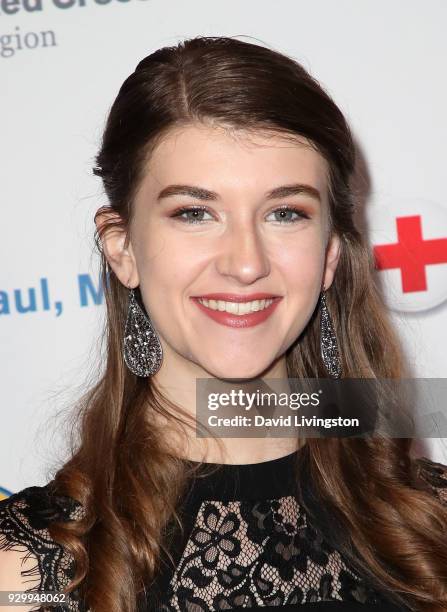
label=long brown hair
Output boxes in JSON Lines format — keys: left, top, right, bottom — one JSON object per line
{"left": 48, "top": 36, "right": 447, "bottom": 611}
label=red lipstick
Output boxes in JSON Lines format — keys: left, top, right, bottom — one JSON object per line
{"left": 190, "top": 294, "right": 282, "bottom": 328}
{"left": 191, "top": 292, "right": 280, "bottom": 302}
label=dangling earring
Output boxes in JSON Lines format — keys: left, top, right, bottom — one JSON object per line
{"left": 319, "top": 285, "right": 342, "bottom": 378}
{"left": 123, "top": 286, "right": 163, "bottom": 377}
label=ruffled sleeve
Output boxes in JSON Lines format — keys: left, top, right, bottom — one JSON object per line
{"left": 0, "top": 484, "right": 86, "bottom": 611}
{"left": 413, "top": 455, "right": 447, "bottom": 506}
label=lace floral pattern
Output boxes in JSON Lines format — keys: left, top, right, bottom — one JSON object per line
{"left": 157, "top": 456, "right": 447, "bottom": 611}
{"left": 0, "top": 485, "right": 86, "bottom": 612}
{"left": 159, "top": 496, "right": 390, "bottom": 611}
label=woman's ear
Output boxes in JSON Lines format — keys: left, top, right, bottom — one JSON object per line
{"left": 94, "top": 209, "right": 140, "bottom": 288}
{"left": 322, "top": 233, "right": 342, "bottom": 290}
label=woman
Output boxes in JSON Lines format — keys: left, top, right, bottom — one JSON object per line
{"left": 1, "top": 36, "right": 447, "bottom": 612}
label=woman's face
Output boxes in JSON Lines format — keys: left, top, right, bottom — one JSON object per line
{"left": 116, "top": 123, "right": 340, "bottom": 380}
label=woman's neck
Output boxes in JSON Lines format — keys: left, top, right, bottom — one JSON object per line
{"left": 150, "top": 350, "right": 301, "bottom": 464}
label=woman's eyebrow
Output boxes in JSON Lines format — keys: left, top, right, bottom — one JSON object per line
{"left": 156, "top": 183, "right": 321, "bottom": 203}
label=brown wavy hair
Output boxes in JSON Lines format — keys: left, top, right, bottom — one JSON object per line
{"left": 47, "top": 36, "right": 447, "bottom": 611}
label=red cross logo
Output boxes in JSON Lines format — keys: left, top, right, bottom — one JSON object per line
{"left": 373, "top": 215, "right": 447, "bottom": 293}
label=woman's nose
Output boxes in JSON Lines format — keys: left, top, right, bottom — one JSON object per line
{"left": 215, "top": 222, "right": 271, "bottom": 285}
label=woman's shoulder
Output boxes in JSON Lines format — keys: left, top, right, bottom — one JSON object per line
{"left": 412, "top": 454, "right": 447, "bottom": 505}
{"left": 0, "top": 482, "right": 85, "bottom": 611}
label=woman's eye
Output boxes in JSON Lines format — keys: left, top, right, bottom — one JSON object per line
{"left": 266, "top": 206, "right": 310, "bottom": 224}
{"left": 170, "top": 206, "right": 213, "bottom": 224}
{"left": 170, "top": 205, "right": 310, "bottom": 224}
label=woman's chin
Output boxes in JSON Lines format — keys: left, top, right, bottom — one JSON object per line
{"left": 204, "top": 362, "right": 272, "bottom": 382}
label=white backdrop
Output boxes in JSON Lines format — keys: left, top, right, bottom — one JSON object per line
{"left": 1, "top": 0, "right": 447, "bottom": 496}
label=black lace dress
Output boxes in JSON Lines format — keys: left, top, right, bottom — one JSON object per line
{"left": 1, "top": 450, "right": 446, "bottom": 612}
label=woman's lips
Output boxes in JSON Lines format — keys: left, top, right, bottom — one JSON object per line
{"left": 191, "top": 297, "right": 282, "bottom": 328}
{"left": 191, "top": 292, "right": 280, "bottom": 302}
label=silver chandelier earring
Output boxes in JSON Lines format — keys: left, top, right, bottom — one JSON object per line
{"left": 319, "top": 285, "right": 342, "bottom": 379}
{"left": 123, "top": 286, "right": 163, "bottom": 377}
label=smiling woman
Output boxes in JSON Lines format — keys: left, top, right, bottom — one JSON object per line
{"left": 117, "top": 123, "right": 334, "bottom": 379}
{"left": 1, "top": 35, "right": 447, "bottom": 612}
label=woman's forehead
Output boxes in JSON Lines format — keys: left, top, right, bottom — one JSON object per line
{"left": 139, "top": 123, "right": 329, "bottom": 196}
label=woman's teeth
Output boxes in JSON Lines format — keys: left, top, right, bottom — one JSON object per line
{"left": 197, "top": 298, "right": 274, "bottom": 315}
